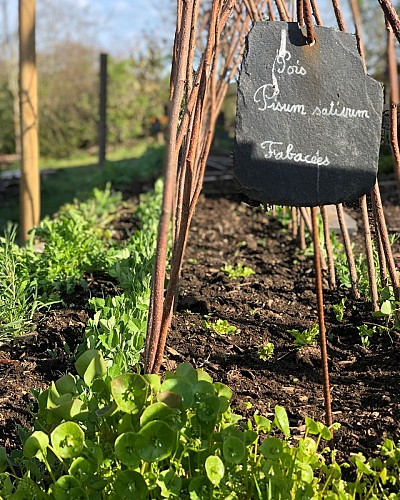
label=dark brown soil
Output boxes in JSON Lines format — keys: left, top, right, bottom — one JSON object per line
{"left": 0, "top": 169, "right": 399, "bottom": 467}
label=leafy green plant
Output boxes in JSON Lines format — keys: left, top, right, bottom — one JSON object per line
{"left": 203, "top": 317, "right": 238, "bottom": 336}
{"left": 0, "top": 225, "right": 52, "bottom": 340}
{"left": 357, "top": 324, "right": 377, "bottom": 349}
{"left": 258, "top": 342, "right": 274, "bottom": 361}
{"left": 289, "top": 324, "right": 319, "bottom": 348}
{"left": 331, "top": 297, "right": 347, "bottom": 322}
{"left": 221, "top": 263, "right": 255, "bottom": 279}
{"left": 374, "top": 285, "right": 400, "bottom": 330}
{"left": 2, "top": 355, "right": 399, "bottom": 499}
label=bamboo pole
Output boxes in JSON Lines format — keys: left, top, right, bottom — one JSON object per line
{"left": 19, "top": 0, "right": 40, "bottom": 242}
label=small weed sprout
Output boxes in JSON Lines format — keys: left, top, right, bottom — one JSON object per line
{"left": 289, "top": 324, "right": 319, "bottom": 348}
{"left": 221, "top": 263, "right": 255, "bottom": 279}
{"left": 357, "top": 324, "right": 377, "bottom": 349}
{"left": 258, "top": 342, "right": 274, "bottom": 361}
{"left": 331, "top": 298, "right": 346, "bottom": 321}
{"left": 203, "top": 318, "right": 238, "bottom": 336}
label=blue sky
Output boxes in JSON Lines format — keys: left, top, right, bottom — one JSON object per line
{"left": 3, "top": 0, "right": 353, "bottom": 58}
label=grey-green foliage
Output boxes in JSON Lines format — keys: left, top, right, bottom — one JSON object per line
{"left": 0, "top": 225, "right": 42, "bottom": 340}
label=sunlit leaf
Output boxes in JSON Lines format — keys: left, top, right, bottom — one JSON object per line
{"left": 51, "top": 422, "right": 85, "bottom": 459}
{"left": 134, "top": 420, "right": 176, "bottom": 462}
{"left": 114, "top": 432, "right": 141, "bottom": 467}
{"left": 274, "top": 405, "right": 290, "bottom": 438}
{"left": 160, "top": 378, "right": 193, "bottom": 409}
{"left": 140, "top": 402, "right": 186, "bottom": 431}
{"left": 75, "top": 350, "right": 106, "bottom": 387}
{"left": 23, "top": 431, "right": 49, "bottom": 459}
{"left": 205, "top": 455, "right": 224, "bottom": 485}
{"left": 111, "top": 373, "right": 148, "bottom": 414}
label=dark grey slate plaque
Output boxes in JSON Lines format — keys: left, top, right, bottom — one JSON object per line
{"left": 234, "top": 22, "right": 383, "bottom": 207}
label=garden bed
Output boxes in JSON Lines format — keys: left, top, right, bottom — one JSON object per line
{"left": 0, "top": 172, "right": 399, "bottom": 469}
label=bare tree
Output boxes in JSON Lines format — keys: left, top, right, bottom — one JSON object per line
{"left": 1, "top": 0, "right": 20, "bottom": 155}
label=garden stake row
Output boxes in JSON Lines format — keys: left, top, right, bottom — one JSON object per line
{"left": 145, "top": 0, "right": 270, "bottom": 374}
{"left": 311, "top": 206, "right": 333, "bottom": 429}
{"left": 386, "top": 20, "right": 400, "bottom": 195}
{"left": 320, "top": 207, "right": 336, "bottom": 290}
{"left": 146, "top": 0, "right": 400, "bottom": 447}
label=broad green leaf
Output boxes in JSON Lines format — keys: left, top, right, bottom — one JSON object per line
{"left": 196, "top": 369, "right": 213, "bottom": 383}
{"left": 51, "top": 422, "right": 85, "bottom": 459}
{"left": 111, "top": 373, "right": 148, "bottom": 414}
{"left": 75, "top": 350, "right": 106, "bottom": 387}
{"left": 305, "top": 416, "right": 320, "bottom": 435}
{"left": 134, "top": 420, "right": 176, "bottom": 462}
{"left": 381, "top": 300, "right": 393, "bottom": 316}
{"left": 188, "top": 476, "right": 210, "bottom": 500}
{"left": 55, "top": 374, "right": 77, "bottom": 395}
{"left": 23, "top": 431, "right": 49, "bottom": 459}
{"left": 114, "top": 432, "right": 141, "bottom": 467}
{"left": 260, "top": 437, "right": 284, "bottom": 459}
{"left": 195, "top": 380, "right": 215, "bottom": 396}
{"left": 274, "top": 405, "right": 290, "bottom": 438}
{"left": 142, "top": 373, "right": 161, "bottom": 393}
{"left": 223, "top": 436, "right": 245, "bottom": 464}
{"left": 160, "top": 378, "right": 193, "bottom": 409}
{"left": 114, "top": 470, "right": 148, "bottom": 499}
{"left": 213, "top": 382, "right": 233, "bottom": 401}
{"left": 157, "top": 470, "right": 182, "bottom": 497}
{"left": 0, "top": 447, "right": 7, "bottom": 473}
{"left": 52, "top": 398, "right": 88, "bottom": 421}
{"left": 254, "top": 414, "right": 272, "bottom": 433}
{"left": 176, "top": 362, "right": 198, "bottom": 383}
{"left": 195, "top": 395, "right": 221, "bottom": 422}
{"left": 140, "top": 402, "right": 186, "bottom": 431}
{"left": 69, "top": 457, "right": 95, "bottom": 483}
{"left": 50, "top": 475, "right": 83, "bottom": 500}
{"left": 205, "top": 455, "right": 224, "bottom": 486}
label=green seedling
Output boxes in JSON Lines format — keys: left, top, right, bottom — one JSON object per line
{"left": 221, "top": 262, "right": 255, "bottom": 279}
{"left": 357, "top": 324, "right": 377, "bottom": 349}
{"left": 331, "top": 297, "right": 347, "bottom": 321}
{"left": 258, "top": 342, "right": 274, "bottom": 361}
{"left": 203, "top": 317, "right": 238, "bottom": 336}
{"left": 289, "top": 324, "right": 319, "bottom": 348}
{"left": 373, "top": 286, "right": 400, "bottom": 330}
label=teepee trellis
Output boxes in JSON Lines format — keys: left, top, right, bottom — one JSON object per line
{"left": 144, "top": 0, "right": 400, "bottom": 432}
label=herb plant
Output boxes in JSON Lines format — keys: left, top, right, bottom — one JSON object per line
{"left": 221, "top": 263, "right": 255, "bottom": 279}
{"left": 203, "top": 317, "right": 238, "bottom": 336}
{"left": 357, "top": 324, "right": 377, "bottom": 349}
{"left": 258, "top": 342, "right": 274, "bottom": 360}
{"left": 289, "top": 324, "right": 319, "bottom": 348}
{"left": 331, "top": 297, "right": 347, "bottom": 322}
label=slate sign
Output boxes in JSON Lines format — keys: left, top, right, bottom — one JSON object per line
{"left": 234, "top": 22, "right": 383, "bottom": 207}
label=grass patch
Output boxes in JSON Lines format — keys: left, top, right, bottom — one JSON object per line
{"left": 0, "top": 143, "right": 164, "bottom": 233}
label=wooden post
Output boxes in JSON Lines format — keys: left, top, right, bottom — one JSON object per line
{"left": 19, "top": 0, "right": 40, "bottom": 242}
{"left": 98, "top": 53, "right": 108, "bottom": 168}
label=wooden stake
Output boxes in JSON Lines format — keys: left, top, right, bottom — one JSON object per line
{"left": 98, "top": 53, "right": 108, "bottom": 168}
{"left": 19, "top": 0, "right": 40, "bottom": 242}
{"left": 320, "top": 206, "right": 336, "bottom": 289}
{"left": 360, "top": 195, "right": 379, "bottom": 311}
{"left": 336, "top": 204, "right": 360, "bottom": 298}
{"left": 311, "top": 207, "right": 333, "bottom": 429}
